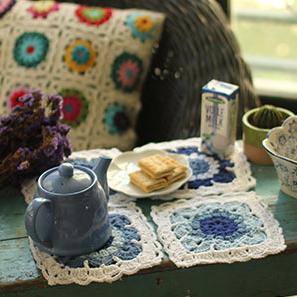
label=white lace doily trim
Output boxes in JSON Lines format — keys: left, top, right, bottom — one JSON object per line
{"left": 30, "top": 201, "right": 163, "bottom": 286}
{"left": 134, "top": 138, "right": 256, "bottom": 199}
{"left": 151, "top": 192, "right": 286, "bottom": 268}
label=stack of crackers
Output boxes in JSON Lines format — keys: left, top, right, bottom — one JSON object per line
{"left": 129, "top": 154, "right": 187, "bottom": 193}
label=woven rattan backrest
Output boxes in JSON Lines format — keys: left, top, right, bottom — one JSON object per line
{"left": 56, "top": 0, "right": 259, "bottom": 145}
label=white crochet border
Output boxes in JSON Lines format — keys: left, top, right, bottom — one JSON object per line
{"left": 29, "top": 201, "right": 163, "bottom": 286}
{"left": 151, "top": 192, "right": 286, "bottom": 268}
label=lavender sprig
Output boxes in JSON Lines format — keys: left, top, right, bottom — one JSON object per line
{"left": 0, "top": 91, "right": 72, "bottom": 186}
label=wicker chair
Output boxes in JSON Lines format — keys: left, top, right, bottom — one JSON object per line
{"left": 59, "top": 0, "right": 259, "bottom": 145}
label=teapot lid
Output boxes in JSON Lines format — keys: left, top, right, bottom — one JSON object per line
{"left": 42, "top": 163, "right": 93, "bottom": 194}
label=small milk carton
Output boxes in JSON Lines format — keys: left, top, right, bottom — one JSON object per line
{"left": 200, "top": 79, "right": 239, "bottom": 158}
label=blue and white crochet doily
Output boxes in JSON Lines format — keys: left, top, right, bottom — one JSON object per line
{"left": 21, "top": 138, "right": 255, "bottom": 202}
{"left": 30, "top": 201, "right": 163, "bottom": 286}
{"left": 151, "top": 192, "right": 286, "bottom": 268}
{"left": 134, "top": 138, "right": 255, "bottom": 199}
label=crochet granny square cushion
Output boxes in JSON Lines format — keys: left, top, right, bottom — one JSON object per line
{"left": 0, "top": 0, "right": 165, "bottom": 150}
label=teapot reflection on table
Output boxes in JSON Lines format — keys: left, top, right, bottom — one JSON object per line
{"left": 25, "top": 156, "right": 112, "bottom": 256}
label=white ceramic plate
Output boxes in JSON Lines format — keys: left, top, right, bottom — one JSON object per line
{"left": 107, "top": 149, "right": 192, "bottom": 198}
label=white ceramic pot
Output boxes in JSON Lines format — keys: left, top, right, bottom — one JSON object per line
{"left": 262, "top": 115, "right": 297, "bottom": 198}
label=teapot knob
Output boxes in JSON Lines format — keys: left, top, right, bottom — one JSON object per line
{"left": 58, "top": 163, "right": 74, "bottom": 178}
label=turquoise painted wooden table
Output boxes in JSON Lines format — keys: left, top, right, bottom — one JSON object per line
{"left": 1, "top": 164, "right": 297, "bottom": 297}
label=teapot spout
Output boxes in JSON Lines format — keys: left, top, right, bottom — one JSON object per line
{"left": 93, "top": 156, "right": 112, "bottom": 201}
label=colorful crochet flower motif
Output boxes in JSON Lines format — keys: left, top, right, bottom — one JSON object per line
{"left": 170, "top": 201, "right": 267, "bottom": 253}
{"left": 59, "top": 89, "right": 89, "bottom": 127}
{"left": 75, "top": 6, "right": 112, "bottom": 26}
{"left": 7, "top": 87, "right": 29, "bottom": 110}
{"left": 168, "top": 146, "right": 235, "bottom": 189}
{"left": 27, "top": 1, "right": 59, "bottom": 19}
{"left": 57, "top": 214, "right": 142, "bottom": 268}
{"left": 0, "top": 0, "right": 15, "bottom": 17}
{"left": 104, "top": 103, "right": 130, "bottom": 135}
{"left": 13, "top": 32, "right": 49, "bottom": 68}
{"left": 125, "top": 14, "right": 157, "bottom": 42}
{"left": 112, "top": 52, "right": 143, "bottom": 92}
{"left": 64, "top": 39, "right": 97, "bottom": 73}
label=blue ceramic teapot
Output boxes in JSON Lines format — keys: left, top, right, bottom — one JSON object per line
{"left": 25, "top": 157, "right": 112, "bottom": 256}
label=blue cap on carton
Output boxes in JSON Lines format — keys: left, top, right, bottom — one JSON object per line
{"left": 202, "top": 79, "right": 239, "bottom": 100}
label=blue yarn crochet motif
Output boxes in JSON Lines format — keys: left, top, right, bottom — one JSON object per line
{"left": 57, "top": 214, "right": 142, "bottom": 268}
{"left": 197, "top": 215, "right": 239, "bottom": 239}
{"left": 170, "top": 201, "right": 267, "bottom": 252}
{"left": 167, "top": 146, "right": 235, "bottom": 189}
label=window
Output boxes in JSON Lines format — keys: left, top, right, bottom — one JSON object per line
{"left": 231, "top": 0, "right": 297, "bottom": 101}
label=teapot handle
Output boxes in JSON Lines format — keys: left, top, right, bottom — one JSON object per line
{"left": 25, "top": 198, "right": 53, "bottom": 248}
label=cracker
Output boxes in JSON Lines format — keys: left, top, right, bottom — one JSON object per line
{"left": 166, "top": 167, "right": 187, "bottom": 184}
{"left": 138, "top": 154, "right": 174, "bottom": 178}
{"left": 129, "top": 171, "right": 167, "bottom": 193}
{"left": 157, "top": 155, "right": 187, "bottom": 171}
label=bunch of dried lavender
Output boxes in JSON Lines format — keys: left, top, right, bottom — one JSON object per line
{"left": 0, "top": 91, "right": 71, "bottom": 186}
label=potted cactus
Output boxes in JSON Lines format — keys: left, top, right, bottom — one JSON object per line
{"left": 242, "top": 105, "right": 294, "bottom": 164}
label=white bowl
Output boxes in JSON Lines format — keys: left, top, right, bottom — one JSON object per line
{"left": 262, "top": 115, "right": 297, "bottom": 198}
{"left": 107, "top": 149, "right": 192, "bottom": 198}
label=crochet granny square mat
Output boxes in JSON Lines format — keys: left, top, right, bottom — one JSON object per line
{"left": 29, "top": 201, "right": 163, "bottom": 286}
{"left": 151, "top": 192, "right": 286, "bottom": 268}
{"left": 134, "top": 138, "right": 256, "bottom": 199}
